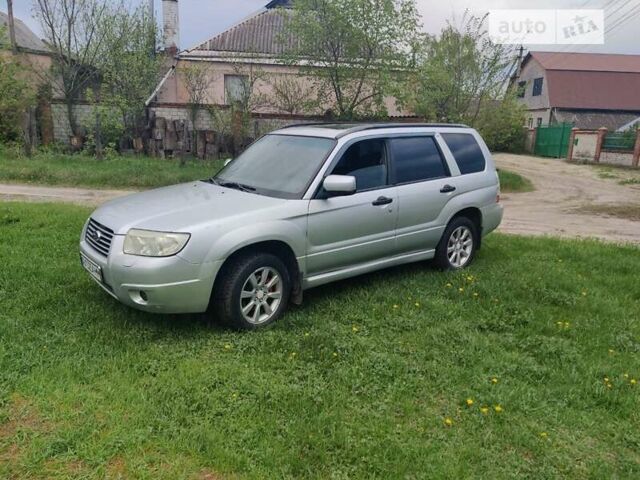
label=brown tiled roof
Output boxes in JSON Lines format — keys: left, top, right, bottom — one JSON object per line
{"left": 524, "top": 52, "right": 640, "bottom": 111}
{"left": 545, "top": 70, "right": 640, "bottom": 111}
{"left": 190, "top": 6, "right": 296, "bottom": 55}
{"left": 528, "top": 51, "right": 640, "bottom": 73}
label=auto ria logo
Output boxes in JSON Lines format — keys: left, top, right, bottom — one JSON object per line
{"left": 489, "top": 9, "right": 604, "bottom": 45}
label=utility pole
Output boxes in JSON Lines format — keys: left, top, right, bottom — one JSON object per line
{"left": 149, "top": 0, "right": 156, "bottom": 56}
{"left": 7, "top": 0, "right": 18, "bottom": 54}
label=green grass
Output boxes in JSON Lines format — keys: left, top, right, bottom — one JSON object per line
{"left": 498, "top": 169, "right": 534, "bottom": 193}
{"left": 1, "top": 203, "right": 640, "bottom": 479}
{"left": 0, "top": 146, "right": 223, "bottom": 189}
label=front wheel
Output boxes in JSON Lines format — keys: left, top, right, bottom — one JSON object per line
{"left": 434, "top": 217, "right": 478, "bottom": 270}
{"left": 212, "top": 252, "right": 291, "bottom": 330}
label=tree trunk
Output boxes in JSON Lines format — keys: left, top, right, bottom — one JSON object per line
{"left": 94, "top": 113, "right": 103, "bottom": 160}
{"left": 66, "top": 99, "right": 78, "bottom": 138}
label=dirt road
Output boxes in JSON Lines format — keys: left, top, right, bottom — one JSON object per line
{"left": 494, "top": 153, "right": 640, "bottom": 244}
{"left": 1, "top": 154, "right": 639, "bottom": 244}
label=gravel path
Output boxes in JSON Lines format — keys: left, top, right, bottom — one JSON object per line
{"left": 2, "top": 154, "right": 639, "bottom": 244}
{"left": 494, "top": 153, "right": 640, "bottom": 245}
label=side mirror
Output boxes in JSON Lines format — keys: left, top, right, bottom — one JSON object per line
{"left": 323, "top": 175, "right": 356, "bottom": 196}
{"left": 224, "top": 158, "right": 233, "bottom": 166}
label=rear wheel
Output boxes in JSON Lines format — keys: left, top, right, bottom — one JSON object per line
{"left": 434, "top": 217, "right": 478, "bottom": 270}
{"left": 213, "top": 252, "right": 290, "bottom": 330}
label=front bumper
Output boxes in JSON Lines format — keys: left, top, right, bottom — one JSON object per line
{"left": 79, "top": 235, "right": 223, "bottom": 314}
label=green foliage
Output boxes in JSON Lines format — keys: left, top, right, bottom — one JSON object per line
{"left": 475, "top": 95, "right": 526, "bottom": 152}
{"left": 1, "top": 202, "right": 640, "bottom": 478}
{"left": 283, "top": 0, "right": 421, "bottom": 119}
{"left": 403, "top": 13, "right": 514, "bottom": 124}
{"left": 98, "top": 4, "right": 162, "bottom": 140}
{"left": 0, "top": 38, "right": 35, "bottom": 141}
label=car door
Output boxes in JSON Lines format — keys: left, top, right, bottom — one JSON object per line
{"left": 306, "top": 137, "right": 398, "bottom": 275}
{"left": 389, "top": 135, "right": 456, "bottom": 253}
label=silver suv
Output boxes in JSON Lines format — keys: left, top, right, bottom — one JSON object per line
{"left": 80, "top": 123, "right": 502, "bottom": 329}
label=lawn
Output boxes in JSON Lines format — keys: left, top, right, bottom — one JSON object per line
{"left": 0, "top": 146, "right": 223, "bottom": 189}
{"left": 497, "top": 169, "right": 534, "bottom": 193}
{"left": 0, "top": 146, "right": 529, "bottom": 194}
{"left": 1, "top": 202, "right": 639, "bottom": 479}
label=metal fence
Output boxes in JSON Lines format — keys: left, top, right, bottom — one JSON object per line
{"left": 602, "top": 132, "right": 636, "bottom": 151}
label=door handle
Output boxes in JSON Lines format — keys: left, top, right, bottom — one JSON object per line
{"left": 372, "top": 196, "right": 393, "bottom": 206}
{"left": 440, "top": 184, "right": 456, "bottom": 193}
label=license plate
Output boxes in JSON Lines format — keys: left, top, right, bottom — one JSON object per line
{"left": 80, "top": 253, "right": 103, "bottom": 283}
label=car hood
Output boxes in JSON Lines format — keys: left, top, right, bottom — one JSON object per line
{"left": 91, "top": 181, "right": 289, "bottom": 234}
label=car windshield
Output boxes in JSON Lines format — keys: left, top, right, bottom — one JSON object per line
{"left": 213, "top": 134, "right": 336, "bottom": 198}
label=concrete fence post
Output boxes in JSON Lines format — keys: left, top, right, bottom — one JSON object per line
{"left": 594, "top": 127, "right": 607, "bottom": 163}
{"left": 567, "top": 128, "right": 579, "bottom": 161}
{"left": 633, "top": 127, "right": 640, "bottom": 168}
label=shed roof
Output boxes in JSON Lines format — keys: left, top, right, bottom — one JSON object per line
{"left": 0, "top": 11, "right": 48, "bottom": 53}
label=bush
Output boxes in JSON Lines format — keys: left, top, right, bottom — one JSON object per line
{"left": 474, "top": 96, "right": 526, "bottom": 153}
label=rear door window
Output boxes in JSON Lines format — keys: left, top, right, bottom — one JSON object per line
{"left": 389, "top": 136, "right": 449, "bottom": 184}
{"left": 441, "top": 133, "right": 486, "bottom": 174}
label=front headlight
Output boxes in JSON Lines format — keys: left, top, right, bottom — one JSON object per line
{"left": 123, "top": 229, "right": 190, "bottom": 257}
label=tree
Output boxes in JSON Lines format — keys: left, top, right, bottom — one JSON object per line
{"left": 403, "top": 13, "right": 515, "bottom": 124}
{"left": 33, "top": 0, "right": 114, "bottom": 137}
{"left": 182, "top": 63, "right": 216, "bottom": 157}
{"left": 98, "top": 4, "right": 161, "bottom": 145}
{"left": 0, "top": 26, "right": 36, "bottom": 144}
{"left": 265, "top": 75, "right": 321, "bottom": 116}
{"left": 282, "top": 0, "right": 421, "bottom": 119}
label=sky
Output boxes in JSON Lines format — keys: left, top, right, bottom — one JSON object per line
{"left": 3, "top": 0, "right": 639, "bottom": 55}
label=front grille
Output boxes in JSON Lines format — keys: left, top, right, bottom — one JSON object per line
{"left": 85, "top": 218, "right": 114, "bottom": 256}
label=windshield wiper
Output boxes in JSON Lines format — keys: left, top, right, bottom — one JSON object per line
{"left": 217, "top": 181, "right": 256, "bottom": 193}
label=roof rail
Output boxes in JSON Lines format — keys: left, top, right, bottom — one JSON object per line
{"left": 276, "top": 122, "right": 470, "bottom": 138}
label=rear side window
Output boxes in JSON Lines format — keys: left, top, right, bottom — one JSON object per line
{"left": 442, "top": 133, "right": 486, "bottom": 174}
{"left": 389, "top": 137, "right": 449, "bottom": 184}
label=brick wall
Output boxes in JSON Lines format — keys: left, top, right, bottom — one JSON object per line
{"left": 51, "top": 103, "right": 99, "bottom": 142}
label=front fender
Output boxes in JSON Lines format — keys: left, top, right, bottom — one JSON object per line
{"left": 201, "top": 219, "right": 307, "bottom": 266}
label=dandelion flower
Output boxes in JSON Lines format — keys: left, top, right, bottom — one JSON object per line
{"left": 332, "top": 352, "right": 338, "bottom": 358}
{"left": 491, "top": 377, "right": 499, "bottom": 384}
{"left": 581, "top": 291, "right": 587, "bottom": 296}
{"left": 458, "top": 287, "right": 464, "bottom": 293}
{"left": 480, "top": 406, "right": 489, "bottom": 415}
{"left": 631, "top": 379, "right": 637, "bottom": 385}
{"left": 466, "top": 398, "right": 474, "bottom": 407}
{"left": 603, "top": 377, "right": 610, "bottom": 383}
{"left": 224, "top": 343, "right": 232, "bottom": 350}
{"left": 444, "top": 417, "right": 453, "bottom": 427}
{"left": 304, "top": 332, "right": 310, "bottom": 337}
{"left": 494, "top": 405, "right": 503, "bottom": 413}
{"left": 540, "top": 432, "right": 548, "bottom": 438}
{"left": 393, "top": 304, "right": 399, "bottom": 309}
{"left": 352, "top": 325, "right": 359, "bottom": 332}
{"left": 608, "top": 349, "right": 615, "bottom": 354}
{"left": 623, "top": 373, "right": 629, "bottom": 378}
{"left": 473, "top": 292, "right": 479, "bottom": 298}
{"left": 415, "top": 302, "right": 420, "bottom": 307}
{"left": 445, "top": 283, "right": 452, "bottom": 288}
{"left": 564, "top": 322, "right": 570, "bottom": 328}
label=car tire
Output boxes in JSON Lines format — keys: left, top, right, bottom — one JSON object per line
{"left": 213, "top": 252, "right": 291, "bottom": 330}
{"left": 434, "top": 216, "right": 478, "bottom": 270}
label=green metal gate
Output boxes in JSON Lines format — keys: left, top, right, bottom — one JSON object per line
{"left": 534, "top": 123, "right": 572, "bottom": 158}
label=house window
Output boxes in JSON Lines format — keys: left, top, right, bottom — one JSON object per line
{"left": 536, "top": 118, "right": 543, "bottom": 127}
{"left": 224, "top": 75, "right": 249, "bottom": 105}
{"left": 532, "top": 77, "right": 543, "bottom": 96}
{"left": 517, "top": 81, "right": 526, "bottom": 98}
{"left": 527, "top": 118, "right": 533, "bottom": 128}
